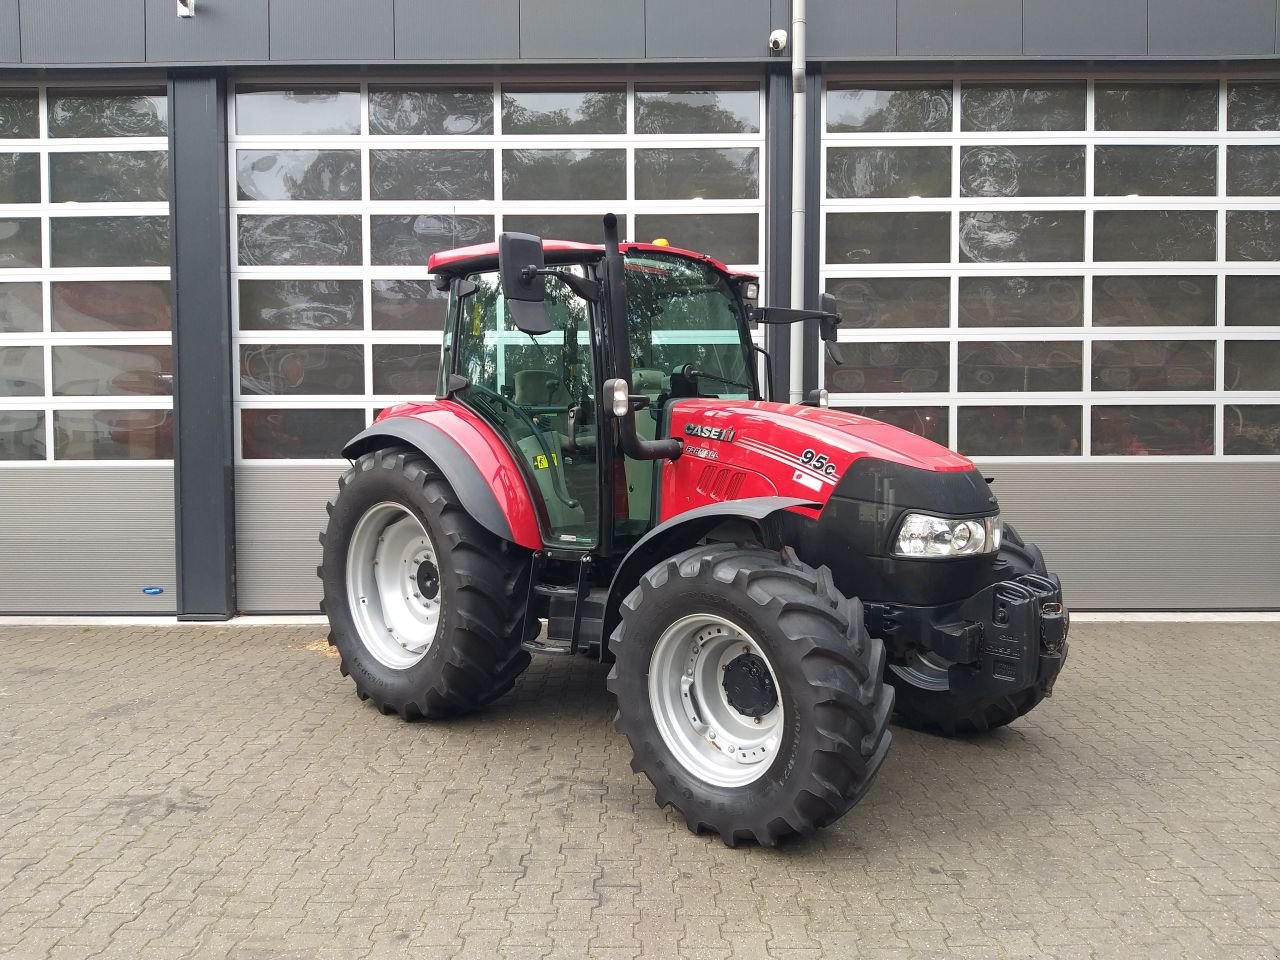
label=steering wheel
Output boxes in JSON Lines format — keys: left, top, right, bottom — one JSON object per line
{"left": 464, "top": 381, "right": 579, "bottom": 509}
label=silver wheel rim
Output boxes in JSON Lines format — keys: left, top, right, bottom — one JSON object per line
{"left": 890, "top": 651, "right": 952, "bottom": 692}
{"left": 345, "top": 501, "right": 442, "bottom": 670}
{"left": 648, "top": 613, "right": 785, "bottom": 788}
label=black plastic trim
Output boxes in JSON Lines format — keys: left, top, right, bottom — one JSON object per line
{"left": 602, "top": 496, "right": 818, "bottom": 653}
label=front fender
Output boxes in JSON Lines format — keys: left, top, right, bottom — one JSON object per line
{"left": 602, "top": 497, "right": 818, "bottom": 653}
{"left": 343, "top": 404, "right": 542, "bottom": 550}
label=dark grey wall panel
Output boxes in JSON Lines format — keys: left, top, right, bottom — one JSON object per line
{"left": 1024, "top": 0, "right": 1147, "bottom": 56}
{"left": 146, "top": 0, "right": 268, "bottom": 62}
{"left": 986, "top": 462, "right": 1280, "bottom": 610}
{"left": 647, "top": 0, "right": 771, "bottom": 58}
{"left": 897, "top": 0, "right": 1022, "bottom": 56}
{"left": 20, "top": 0, "right": 145, "bottom": 63}
{"left": 0, "top": 467, "right": 176, "bottom": 613}
{"left": 396, "top": 0, "right": 519, "bottom": 60}
{"left": 519, "top": 0, "right": 644, "bottom": 60}
{"left": 1148, "top": 0, "right": 1277, "bottom": 56}
{"left": 269, "top": 0, "right": 395, "bottom": 61}
{"left": 170, "top": 75, "right": 237, "bottom": 620}
{"left": 808, "top": 0, "right": 897, "bottom": 58}
{"left": 0, "top": 0, "right": 19, "bottom": 62}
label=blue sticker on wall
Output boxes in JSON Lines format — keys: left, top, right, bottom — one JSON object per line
{"left": 142, "top": 586, "right": 165, "bottom": 595}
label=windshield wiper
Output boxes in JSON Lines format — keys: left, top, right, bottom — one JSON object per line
{"left": 681, "top": 365, "right": 753, "bottom": 394}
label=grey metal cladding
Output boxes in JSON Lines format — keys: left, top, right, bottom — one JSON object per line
{"left": 1023, "top": 0, "right": 1147, "bottom": 56}
{"left": 519, "top": 0, "right": 644, "bottom": 60}
{"left": 145, "top": 0, "right": 268, "bottom": 62}
{"left": 236, "top": 464, "right": 341, "bottom": 613}
{"left": 396, "top": 0, "right": 519, "bottom": 60}
{"left": 807, "top": 0, "right": 897, "bottom": 59}
{"left": 0, "top": 467, "right": 176, "bottom": 613}
{"left": 646, "top": 0, "right": 771, "bottom": 58}
{"left": 1148, "top": 0, "right": 1278, "bottom": 56}
{"left": 0, "top": 0, "right": 18, "bottom": 62}
{"left": 897, "top": 0, "right": 1023, "bottom": 57}
{"left": 269, "top": 0, "right": 395, "bottom": 61}
{"left": 987, "top": 462, "right": 1280, "bottom": 611}
{"left": 20, "top": 0, "right": 145, "bottom": 63}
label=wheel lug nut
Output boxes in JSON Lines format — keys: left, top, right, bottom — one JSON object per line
{"left": 728, "top": 745, "right": 735, "bottom": 753}
{"left": 708, "top": 732, "right": 716, "bottom": 740}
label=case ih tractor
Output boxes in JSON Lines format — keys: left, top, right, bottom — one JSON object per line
{"left": 319, "top": 214, "right": 1069, "bottom": 846}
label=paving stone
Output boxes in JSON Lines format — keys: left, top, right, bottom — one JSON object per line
{"left": 0, "top": 622, "right": 1277, "bottom": 958}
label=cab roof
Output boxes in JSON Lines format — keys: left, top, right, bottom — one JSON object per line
{"left": 427, "top": 240, "right": 758, "bottom": 282}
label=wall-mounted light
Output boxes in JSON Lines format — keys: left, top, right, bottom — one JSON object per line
{"left": 177, "top": 0, "right": 195, "bottom": 18}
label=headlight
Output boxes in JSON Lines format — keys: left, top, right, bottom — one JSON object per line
{"left": 894, "top": 513, "right": 1002, "bottom": 559}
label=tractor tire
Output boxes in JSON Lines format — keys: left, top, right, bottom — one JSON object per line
{"left": 886, "top": 523, "right": 1062, "bottom": 737}
{"left": 319, "top": 446, "right": 534, "bottom": 720}
{"left": 608, "top": 544, "right": 893, "bottom": 847}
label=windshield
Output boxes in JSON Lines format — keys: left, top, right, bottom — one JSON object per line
{"left": 623, "top": 252, "right": 754, "bottom": 399}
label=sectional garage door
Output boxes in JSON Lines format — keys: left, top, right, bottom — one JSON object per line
{"left": 228, "top": 79, "right": 767, "bottom": 611}
{"left": 818, "top": 76, "right": 1280, "bottom": 608}
{"left": 0, "top": 85, "right": 175, "bottom": 613}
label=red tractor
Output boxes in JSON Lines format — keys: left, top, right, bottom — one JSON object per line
{"left": 319, "top": 214, "right": 1069, "bottom": 846}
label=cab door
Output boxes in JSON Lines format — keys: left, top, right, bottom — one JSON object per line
{"left": 448, "top": 268, "right": 602, "bottom": 548}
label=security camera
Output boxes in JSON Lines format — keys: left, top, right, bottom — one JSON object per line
{"left": 768, "top": 29, "right": 788, "bottom": 52}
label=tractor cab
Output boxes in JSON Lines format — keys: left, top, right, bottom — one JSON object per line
{"left": 432, "top": 231, "right": 759, "bottom": 554}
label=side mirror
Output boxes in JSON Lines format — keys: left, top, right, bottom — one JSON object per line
{"left": 498, "top": 231, "right": 551, "bottom": 335}
{"left": 818, "top": 292, "right": 844, "bottom": 366}
{"left": 817, "top": 292, "right": 841, "bottom": 342}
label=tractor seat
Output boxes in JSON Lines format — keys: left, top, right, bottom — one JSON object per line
{"left": 513, "top": 369, "right": 565, "bottom": 406}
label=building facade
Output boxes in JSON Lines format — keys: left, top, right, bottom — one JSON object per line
{"left": 2, "top": 0, "right": 1279, "bottom": 615}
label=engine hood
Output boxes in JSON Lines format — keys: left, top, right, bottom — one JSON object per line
{"left": 672, "top": 399, "right": 972, "bottom": 472}
{"left": 659, "top": 399, "right": 977, "bottom": 522}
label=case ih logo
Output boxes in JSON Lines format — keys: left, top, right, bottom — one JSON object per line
{"left": 684, "top": 423, "right": 736, "bottom": 442}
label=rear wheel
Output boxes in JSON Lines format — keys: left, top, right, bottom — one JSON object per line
{"left": 319, "top": 447, "right": 535, "bottom": 719}
{"left": 886, "top": 523, "right": 1062, "bottom": 736}
{"left": 609, "top": 544, "right": 893, "bottom": 846}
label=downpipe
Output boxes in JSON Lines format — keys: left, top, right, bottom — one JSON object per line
{"left": 788, "top": 0, "right": 807, "bottom": 404}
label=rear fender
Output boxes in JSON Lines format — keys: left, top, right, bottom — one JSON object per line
{"left": 602, "top": 497, "right": 818, "bottom": 656}
{"left": 343, "top": 408, "right": 542, "bottom": 550}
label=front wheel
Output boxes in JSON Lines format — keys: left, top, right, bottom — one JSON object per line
{"left": 608, "top": 544, "right": 893, "bottom": 846}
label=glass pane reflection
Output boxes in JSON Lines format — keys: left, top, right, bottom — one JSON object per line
{"left": 959, "top": 406, "right": 1082, "bottom": 456}
{"left": 0, "top": 409, "right": 44, "bottom": 460}
{"left": 54, "top": 409, "right": 174, "bottom": 460}
{"left": 1091, "top": 405, "right": 1213, "bottom": 456}
{"left": 241, "top": 408, "right": 365, "bottom": 459}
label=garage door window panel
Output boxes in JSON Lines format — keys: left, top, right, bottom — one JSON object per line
{"left": 47, "top": 91, "right": 167, "bottom": 138}
{"left": 961, "top": 83, "right": 1086, "bottom": 132}
{"left": 635, "top": 88, "right": 760, "bottom": 135}
{"left": 235, "top": 88, "right": 359, "bottom": 137}
{"left": 239, "top": 344, "right": 365, "bottom": 397}
{"left": 960, "top": 212, "right": 1084, "bottom": 263}
{"left": 241, "top": 408, "right": 365, "bottom": 460}
{"left": 501, "top": 89, "right": 626, "bottom": 135}
{"left": 1227, "top": 83, "right": 1280, "bottom": 132}
{"left": 826, "top": 341, "right": 949, "bottom": 394}
{"left": 238, "top": 215, "right": 362, "bottom": 267}
{"left": 0, "top": 153, "right": 39, "bottom": 204}
{"left": 1092, "top": 341, "right": 1216, "bottom": 392}
{"left": 1225, "top": 341, "right": 1280, "bottom": 391}
{"left": 826, "top": 84, "right": 952, "bottom": 133}
{"left": 369, "top": 87, "right": 494, "bottom": 136}
{"left": 51, "top": 216, "right": 169, "bottom": 269}
{"left": 828, "top": 277, "right": 950, "bottom": 329}
{"left": 0, "top": 92, "right": 38, "bottom": 139}
{"left": 50, "top": 152, "right": 169, "bottom": 203}
{"left": 0, "top": 283, "right": 42, "bottom": 333}
{"left": 1095, "top": 83, "right": 1219, "bottom": 132}
{"left": 0, "top": 410, "right": 44, "bottom": 460}
{"left": 1093, "top": 276, "right": 1216, "bottom": 327}
{"left": 1091, "top": 405, "right": 1214, "bottom": 456}
{"left": 371, "top": 280, "right": 446, "bottom": 332}
{"left": 53, "top": 409, "right": 173, "bottom": 460}
{"left": 959, "top": 406, "right": 1082, "bottom": 457}
{"left": 0, "top": 219, "right": 42, "bottom": 269}
{"left": 371, "top": 150, "right": 494, "bottom": 202}
{"left": 238, "top": 280, "right": 363, "bottom": 332}
{"left": 1225, "top": 405, "right": 1280, "bottom": 455}
{"left": 959, "top": 146, "right": 1084, "bottom": 198}
{"left": 1225, "top": 277, "right": 1280, "bottom": 326}
{"left": 958, "top": 277, "right": 1083, "bottom": 328}
{"left": 52, "top": 281, "right": 171, "bottom": 333}
{"left": 828, "top": 147, "right": 951, "bottom": 199}
{"left": 959, "top": 341, "right": 1082, "bottom": 393}
{"left": 1094, "top": 145, "right": 1217, "bottom": 197}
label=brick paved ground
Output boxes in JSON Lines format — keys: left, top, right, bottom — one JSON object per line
{"left": 0, "top": 622, "right": 1277, "bottom": 960}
